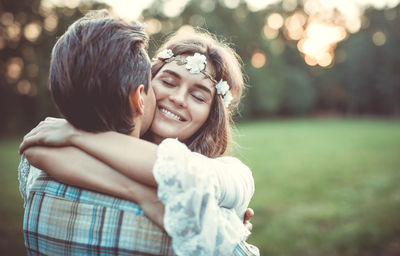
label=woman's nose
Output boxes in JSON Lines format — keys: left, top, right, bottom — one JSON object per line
{"left": 168, "top": 91, "right": 187, "bottom": 108}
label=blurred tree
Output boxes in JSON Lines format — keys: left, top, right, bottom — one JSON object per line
{"left": 0, "top": 0, "right": 108, "bottom": 136}
{"left": 332, "top": 6, "right": 400, "bottom": 116}
{"left": 0, "top": 0, "right": 399, "bottom": 136}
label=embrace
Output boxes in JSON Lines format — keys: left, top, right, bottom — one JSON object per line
{"left": 18, "top": 10, "right": 259, "bottom": 256}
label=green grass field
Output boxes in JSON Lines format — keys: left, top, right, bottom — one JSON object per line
{"left": 1, "top": 119, "right": 399, "bottom": 255}
{"left": 234, "top": 119, "right": 400, "bottom": 256}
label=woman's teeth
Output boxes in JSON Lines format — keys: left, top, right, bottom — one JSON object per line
{"left": 161, "top": 108, "right": 182, "bottom": 121}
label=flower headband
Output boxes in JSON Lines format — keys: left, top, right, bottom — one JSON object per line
{"left": 154, "top": 49, "right": 233, "bottom": 107}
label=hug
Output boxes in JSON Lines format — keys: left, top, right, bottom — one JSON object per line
{"left": 18, "top": 10, "right": 259, "bottom": 256}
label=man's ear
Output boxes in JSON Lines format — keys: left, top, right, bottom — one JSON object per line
{"left": 129, "top": 84, "right": 145, "bottom": 115}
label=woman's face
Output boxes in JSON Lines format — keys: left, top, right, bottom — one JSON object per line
{"left": 150, "top": 56, "right": 216, "bottom": 143}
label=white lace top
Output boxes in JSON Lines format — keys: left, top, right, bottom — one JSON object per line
{"left": 153, "top": 138, "right": 255, "bottom": 256}
{"left": 18, "top": 155, "right": 42, "bottom": 207}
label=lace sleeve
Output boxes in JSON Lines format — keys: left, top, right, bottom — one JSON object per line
{"left": 18, "top": 155, "right": 30, "bottom": 207}
{"left": 153, "top": 139, "right": 250, "bottom": 256}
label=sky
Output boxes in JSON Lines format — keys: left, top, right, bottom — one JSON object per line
{"left": 47, "top": 0, "right": 400, "bottom": 21}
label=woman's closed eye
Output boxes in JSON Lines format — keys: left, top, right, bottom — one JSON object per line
{"left": 191, "top": 92, "right": 207, "bottom": 103}
{"left": 161, "top": 79, "right": 177, "bottom": 87}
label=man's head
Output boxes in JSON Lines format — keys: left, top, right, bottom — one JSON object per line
{"left": 50, "top": 10, "right": 155, "bottom": 136}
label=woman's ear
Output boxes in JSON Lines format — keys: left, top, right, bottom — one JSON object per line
{"left": 129, "top": 84, "right": 145, "bottom": 115}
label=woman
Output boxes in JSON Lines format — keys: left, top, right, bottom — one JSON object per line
{"left": 20, "top": 29, "right": 258, "bottom": 255}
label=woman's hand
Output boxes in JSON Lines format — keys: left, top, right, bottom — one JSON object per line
{"left": 244, "top": 208, "right": 254, "bottom": 239}
{"left": 19, "top": 117, "right": 81, "bottom": 154}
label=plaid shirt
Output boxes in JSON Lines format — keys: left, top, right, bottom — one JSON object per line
{"left": 19, "top": 157, "right": 259, "bottom": 256}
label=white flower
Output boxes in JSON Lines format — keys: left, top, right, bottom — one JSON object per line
{"left": 157, "top": 49, "right": 174, "bottom": 60}
{"left": 223, "top": 90, "right": 233, "bottom": 107}
{"left": 185, "top": 53, "right": 207, "bottom": 73}
{"left": 216, "top": 80, "right": 229, "bottom": 95}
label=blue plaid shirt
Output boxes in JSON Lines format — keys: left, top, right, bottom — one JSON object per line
{"left": 18, "top": 156, "right": 259, "bottom": 255}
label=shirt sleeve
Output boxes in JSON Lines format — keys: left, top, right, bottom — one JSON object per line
{"left": 210, "top": 156, "right": 255, "bottom": 219}
{"left": 18, "top": 155, "right": 43, "bottom": 208}
{"left": 152, "top": 138, "right": 254, "bottom": 256}
{"left": 18, "top": 155, "right": 30, "bottom": 207}
{"left": 232, "top": 240, "right": 260, "bottom": 256}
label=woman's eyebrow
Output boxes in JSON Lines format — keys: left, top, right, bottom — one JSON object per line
{"left": 194, "top": 84, "right": 212, "bottom": 96}
{"left": 163, "top": 69, "right": 181, "bottom": 79}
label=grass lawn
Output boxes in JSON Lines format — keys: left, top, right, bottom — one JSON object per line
{"left": 0, "top": 136, "right": 25, "bottom": 255}
{"left": 235, "top": 119, "right": 400, "bottom": 256}
{"left": 1, "top": 118, "right": 399, "bottom": 255}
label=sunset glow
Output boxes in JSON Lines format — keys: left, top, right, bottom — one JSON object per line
{"left": 26, "top": 0, "right": 400, "bottom": 70}
{"left": 297, "top": 23, "right": 346, "bottom": 67}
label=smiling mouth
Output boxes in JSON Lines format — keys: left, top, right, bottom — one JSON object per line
{"left": 160, "top": 107, "right": 185, "bottom": 121}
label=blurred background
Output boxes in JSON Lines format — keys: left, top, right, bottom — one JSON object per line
{"left": 1, "top": 0, "right": 400, "bottom": 255}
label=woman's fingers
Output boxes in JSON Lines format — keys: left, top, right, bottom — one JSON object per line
{"left": 19, "top": 117, "right": 59, "bottom": 154}
{"left": 244, "top": 220, "right": 253, "bottom": 232}
{"left": 244, "top": 208, "right": 254, "bottom": 223}
{"left": 19, "top": 131, "right": 45, "bottom": 154}
{"left": 243, "top": 208, "right": 254, "bottom": 239}
{"left": 20, "top": 129, "right": 42, "bottom": 154}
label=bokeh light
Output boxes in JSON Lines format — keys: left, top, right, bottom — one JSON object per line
{"left": 17, "top": 80, "right": 31, "bottom": 95}
{"left": 1, "top": 12, "right": 14, "bottom": 26}
{"left": 267, "top": 13, "right": 284, "bottom": 30}
{"left": 223, "top": 0, "right": 241, "bottom": 9}
{"left": 161, "top": 0, "right": 188, "bottom": 18}
{"left": 251, "top": 51, "right": 267, "bottom": 68}
{"left": 6, "top": 57, "right": 24, "bottom": 81}
{"left": 297, "top": 22, "right": 346, "bottom": 67}
{"left": 7, "top": 23, "right": 21, "bottom": 42}
{"left": 24, "top": 22, "right": 42, "bottom": 42}
{"left": 263, "top": 25, "right": 279, "bottom": 39}
{"left": 247, "top": 0, "right": 280, "bottom": 12}
{"left": 144, "top": 18, "right": 162, "bottom": 35}
{"left": 199, "top": 0, "right": 216, "bottom": 13}
{"left": 372, "top": 31, "right": 387, "bottom": 46}
{"left": 44, "top": 14, "right": 58, "bottom": 32}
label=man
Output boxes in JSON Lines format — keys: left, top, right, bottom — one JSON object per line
{"left": 18, "top": 10, "right": 168, "bottom": 255}
{"left": 18, "top": 10, "right": 258, "bottom": 255}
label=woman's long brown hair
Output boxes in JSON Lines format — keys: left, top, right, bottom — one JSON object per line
{"left": 150, "top": 29, "right": 245, "bottom": 157}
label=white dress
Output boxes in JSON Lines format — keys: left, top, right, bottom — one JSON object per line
{"left": 153, "top": 138, "right": 255, "bottom": 256}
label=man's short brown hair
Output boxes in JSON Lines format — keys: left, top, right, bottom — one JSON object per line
{"left": 50, "top": 10, "right": 150, "bottom": 134}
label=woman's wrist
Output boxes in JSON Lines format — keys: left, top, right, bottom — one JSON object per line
{"left": 68, "top": 128, "right": 89, "bottom": 147}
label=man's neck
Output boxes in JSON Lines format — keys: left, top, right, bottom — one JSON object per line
{"left": 130, "top": 128, "right": 140, "bottom": 138}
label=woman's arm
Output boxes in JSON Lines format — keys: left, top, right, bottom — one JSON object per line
{"left": 20, "top": 118, "right": 158, "bottom": 187}
{"left": 20, "top": 118, "right": 254, "bottom": 214}
{"left": 24, "top": 145, "right": 164, "bottom": 228}
{"left": 71, "top": 131, "right": 158, "bottom": 187}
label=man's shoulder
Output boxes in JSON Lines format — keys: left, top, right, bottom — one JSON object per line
{"left": 19, "top": 156, "right": 144, "bottom": 215}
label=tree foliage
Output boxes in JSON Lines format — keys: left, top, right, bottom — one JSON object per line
{"left": 1, "top": 0, "right": 399, "bottom": 135}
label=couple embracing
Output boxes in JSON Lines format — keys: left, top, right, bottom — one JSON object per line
{"left": 18, "top": 10, "right": 259, "bottom": 256}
